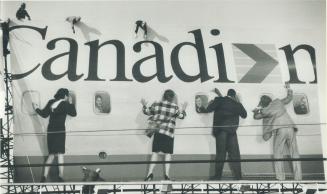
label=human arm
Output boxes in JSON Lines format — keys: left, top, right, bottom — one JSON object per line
{"left": 238, "top": 103, "right": 247, "bottom": 118}
{"left": 206, "top": 97, "right": 221, "bottom": 113}
{"left": 176, "top": 102, "right": 187, "bottom": 119}
{"left": 212, "top": 88, "right": 223, "bottom": 97}
{"left": 25, "top": 10, "right": 31, "bottom": 20}
{"left": 65, "top": 102, "right": 77, "bottom": 116}
{"left": 253, "top": 109, "right": 264, "bottom": 120}
{"left": 281, "top": 88, "right": 293, "bottom": 105}
{"left": 34, "top": 101, "right": 51, "bottom": 118}
{"left": 141, "top": 98, "right": 154, "bottom": 116}
{"left": 281, "top": 82, "right": 293, "bottom": 105}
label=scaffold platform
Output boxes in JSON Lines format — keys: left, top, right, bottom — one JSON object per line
{"left": 1, "top": 180, "right": 327, "bottom": 194}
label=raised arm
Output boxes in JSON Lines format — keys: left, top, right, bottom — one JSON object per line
{"left": 35, "top": 101, "right": 51, "bottom": 118}
{"left": 238, "top": 103, "right": 247, "bottom": 119}
{"left": 141, "top": 99, "right": 155, "bottom": 116}
{"left": 176, "top": 109, "right": 186, "bottom": 119}
{"left": 281, "top": 89, "right": 293, "bottom": 105}
{"left": 65, "top": 103, "right": 77, "bottom": 116}
{"left": 206, "top": 97, "right": 221, "bottom": 113}
{"left": 175, "top": 102, "right": 187, "bottom": 119}
{"left": 213, "top": 88, "right": 223, "bottom": 97}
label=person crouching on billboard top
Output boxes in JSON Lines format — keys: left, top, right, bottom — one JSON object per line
{"left": 33, "top": 88, "right": 77, "bottom": 182}
{"left": 141, "top": 90, "right": 188, "bottom": 181}
{"left": 253, "top": 83, "right": 302, "bottom": 181}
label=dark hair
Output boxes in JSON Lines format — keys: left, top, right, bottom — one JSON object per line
{"left": 227, "top": 89, "right": 236, "bottom": 97}
{"left": 260, "top": 95, "right": 272, "bottom": 108}
{"left": 54, "top": 88, "right": 69, "bottom": 100}
{"left": 163, "top": 89, "right": 175, "bottom": 102}
{"left": 95, "top": 95, "right": 102, "bottom": 100}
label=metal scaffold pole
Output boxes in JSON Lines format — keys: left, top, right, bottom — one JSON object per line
{"left": 0, "top": 52, "right": 15, "bottom": 192}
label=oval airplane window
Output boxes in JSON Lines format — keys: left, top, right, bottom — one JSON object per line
{"left": 22, "top": 90, "right": 40, "bottom": 115}
{"left": 195, "top": 93, "right": 209, "bottom": 113}
{"left": 293, "top": 93, "right": 309, "bottom": 115}
{"left": 94, "top": 92, "right": 111, "bottom": 114}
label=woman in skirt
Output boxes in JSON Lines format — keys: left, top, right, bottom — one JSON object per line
{"left": 141, "top": 89, "right": 187, "bottom": 180}
{"left": 33, "top": 88, "right": 77, "bottom": 182}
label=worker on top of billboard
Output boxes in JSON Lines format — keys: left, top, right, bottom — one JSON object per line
{"left": 33, "top": 88, "right": 77, "bottom": 182}
{"left": 135, "top": 20, "right": 147, "bottom": 39}
{"left": 253, "top": 83, "right": 302, "bottom": 181}
{"left": 16, "top": 3, "right": 31, "bottom": 21}
{"left": 0, "top": 18, "right": 10, "bottom": 56}
{"left": 141, "top": 89, "right": 187, "bottom": 181}
{"left": 206, "top": 88, "right": 247, "bottom": 180}
{"left": 66, "top": 16, "right": 81, "bottom": 34}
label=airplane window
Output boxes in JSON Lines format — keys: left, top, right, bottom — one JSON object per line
{"left": 195, "top": 94, "right": 209, "bottom": 113}
{"left": 94, "top": 92, "right": 111, "bottom": 114}
{"left": 22, "top": 90, "right": 40, "bottom": 115}
{"left": 293, "top": 93, "right": 309, "bottom": 115}
{"left": 69, "top": 90, "right": 76, "bottom": 105}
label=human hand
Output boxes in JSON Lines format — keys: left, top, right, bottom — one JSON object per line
{"left": 140, "top": 98, "right": 148, "bottom": 106}
{"left": 234, "top": 94, "right": 240, "bottom": 103}
{"left": 252, "top": 107, "right": 261, "bottom": 113}
{"left": 32, "top": 103, "right": 39, "bottom": 110}
{"left": 212, "top": 88, "right": 222, "bottom": 97}
{"left": 287, "top": 88, "right": 293, "bottom": 96}
{"left": 181, "top": 102, "right": 188, "bottom": 111}
{"left": 68, "top": 95, "right": 73, "bottom": 104}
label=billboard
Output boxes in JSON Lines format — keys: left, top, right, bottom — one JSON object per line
{"left": 1, "top": 0, "right": 325, "bottom": 182}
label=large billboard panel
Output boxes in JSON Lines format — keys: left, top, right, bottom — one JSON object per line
{"left": 1, "top": 0, "right": 325, "bottom": 182}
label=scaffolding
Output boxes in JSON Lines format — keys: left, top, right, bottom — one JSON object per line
{"left": 1, "top": 181, "right": 327, "bottom": 194}
{"left": 1, "top": 50, "right": 15, "bottom": 193}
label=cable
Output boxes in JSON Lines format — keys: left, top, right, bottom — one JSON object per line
{"left": 2, "top": 157, "right": 326, "bottom": 168}
{"left": 12, "top": 122, "right": 327, "bottom": 136}
{"left": 13, "top": 133, "right": 322, "bottom": 137}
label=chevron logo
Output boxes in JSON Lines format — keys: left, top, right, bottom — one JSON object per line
{"left": 232, "top": 44, "right": 281, "bottom": 83}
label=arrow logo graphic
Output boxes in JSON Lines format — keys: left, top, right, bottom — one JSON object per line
{"left": 233, "top": 44, "right": 279, "bottom": 83}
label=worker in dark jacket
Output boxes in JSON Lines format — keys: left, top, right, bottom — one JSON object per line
{"left": 16, "top": 3, "right": 31, "bottom": 20}
{"left": 206, "top": 88, "right": 247, "bottom": 180}
{"left": 0, "top": 18, "right": 10, "bottom": 56}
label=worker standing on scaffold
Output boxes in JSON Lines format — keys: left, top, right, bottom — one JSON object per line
{"left": 0, "top": 18, "right": 10, "bottom": 56}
